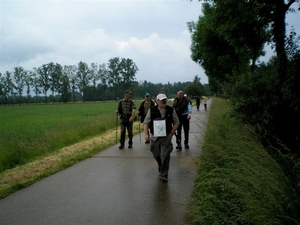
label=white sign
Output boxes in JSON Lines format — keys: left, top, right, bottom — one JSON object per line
{"left": 153, "top": 119, "right": 167, "bottom": 137}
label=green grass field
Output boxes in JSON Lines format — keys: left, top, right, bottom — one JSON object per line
{"left": 0, "top": 101, "right": 141, "bottom": 172}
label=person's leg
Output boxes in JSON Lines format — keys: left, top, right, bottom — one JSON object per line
{"left": 150, "top": 140, "right": 162, "bottom": 173}
{"left": 177, "top": 123, "right": 182, "bottom": 141}
{"left": 159, "top": 136, "right": 173, "bottom": 182}
{"left": 127, "top": 122, "right": 133, "bottom": 147}
{"left": 145, "top": 128, "right": 150, "bottom": 144}
{"left": 119, "top": 121, "right": 126, "bottom": 148}
{"left": 183, "top": 118, "right": 190, "bottom": 148}
{"left": 176, "top": 119, "right": 183, "bottom": 150}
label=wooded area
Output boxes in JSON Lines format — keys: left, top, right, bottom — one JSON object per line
{"left": 189, "top": 0, "right": 300, "bottom": 196}
{"left": 0, "top": 57, "right": 209, "bottom": 105}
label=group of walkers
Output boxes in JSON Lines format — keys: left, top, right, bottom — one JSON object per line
{"left": 115, "top": 90, "right": 207, "bottom": 182}
{"left": 195, "top": 96, "right": 207, "bottom": 111}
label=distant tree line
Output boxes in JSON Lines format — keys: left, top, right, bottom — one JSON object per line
{"left": 0, "top": 57, "right": 210, "bottom": 105}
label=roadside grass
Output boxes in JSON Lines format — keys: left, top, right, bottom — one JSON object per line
{"left": 186, "top": 98, "right": 299, "bottom": 224}
{"left": 0, "top": 101, "right": 142, "bottom": 172}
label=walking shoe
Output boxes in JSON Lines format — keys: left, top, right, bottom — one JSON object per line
{"left": 185, "top": 144, "right": 189, "bottom": 149}
{"left": 176, "top": 145, "right": 182, "bottom": 150}
{"left": 160, "top": 175, "right": 168, "bottom": 182}
{"left": 119, "top": 145, "right": 124, "bottom": 149}
{"left": 128, "top": 145, "right": 132, "bottom": 148}
{"left": 176, "top": 145, "right": 182, "bottom": 151}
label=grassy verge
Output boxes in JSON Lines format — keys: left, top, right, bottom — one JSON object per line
{"left": 186, "top": 98, "right": 299, "bottom": 224}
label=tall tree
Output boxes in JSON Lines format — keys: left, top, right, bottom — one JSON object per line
{"left": 59, "top": 74, "right": 71, "bottom": 103}
{"left": 3, "top": 71, "right": 14, "bottom": 105}
{"left": 185, "top": 75, "right": 205, "bottom": 98}
{"left": 120, "top": 58, "right": 138, "bottom": 90}
{"left": 0, "top": 72, "right": 8, "bottom": 104}
{"left": 76, "top": 61, "right": 91, "bottom": 103}
{"left": 0, "top": 72, "right": 3, "bottom": 102}
{"left": 13, "top": 66, "right": 27, "bottom": 105}
{"left": 106, "top": 57, "right": 138, "bottom": 99}
{"left": 37, "top": 63, "right": 54, "bottom": 104}
{"left": 98, "top": 63, "right": 108, "bottom": 101}
{"left": 30, "top": 68, "right": 41, "bottom": 104}
{"left": 50, "top": 63, "right": 63, "bottom": 103}
{"left": 24, "top": 71, "right": 31, "bottom": 104}
{"left": 107, "top": 57, "right": 122, "bottom": 99}
{"left": 64, "top": 65, "right": 77, "bottom": 103}
{"left": 90, "top": 62, "right": 100, "bottom": 102}
{"left": 188, "top": 1, "right": 268, "bottom": 94}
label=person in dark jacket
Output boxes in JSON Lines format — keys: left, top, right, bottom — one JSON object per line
{"left": 115, "top": 90, "right": 136, "bottom": 149}
{"left": 143, "top": 93, "right": 179, "bottom": 182}
{"left": 138, "top": 93, "right": 155, "bottom": 143}
{"left": 196, "top": 96, "right": 200, "bottom": 111}
{"left": 173, "top": 91, "right": 189, "bottom": 150}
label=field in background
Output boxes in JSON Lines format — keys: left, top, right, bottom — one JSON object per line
{"left": 0, "top": 101, "right": 142, "bottom": 173}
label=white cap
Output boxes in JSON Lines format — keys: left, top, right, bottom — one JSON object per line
{"left": 156, "top": 93, "right": 167, "bottom": 100}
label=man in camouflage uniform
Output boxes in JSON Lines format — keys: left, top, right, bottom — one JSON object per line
{"left": 116, "top": 90, "right": 136, "bottom": 149}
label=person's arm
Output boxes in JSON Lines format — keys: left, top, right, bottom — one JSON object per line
{"left": 116, "top": 100, "right": 122, "bottom": 114}
{"left": 170, "top": 126, "right": 178, "bottom": 136}
{"left": 137, "top": 101, "right": 143, "bottom": 116}
{"left": 178, "top": 98, "right": 188, "bottom": 115}
{"left": 143, "top": 110, "right": 151, "bottom": 142}
{"left": 129, "top": 101, "right": 136, "bottom": 122}
{"left": 129, "top": 109, "right": 135, "bottom": 122}
{"left": 187, "top": 102, "right": 192, "bottom": 120}
{"left": 170, "top": 109, "right": 180, "bottom": 136}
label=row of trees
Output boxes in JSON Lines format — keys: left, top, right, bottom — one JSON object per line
{"left": 0, "top": 57, "right": 138, "bottom": 104}
{"left": 189, "top": 0, "right": 300, "bottom": 197}
{"left": 0, "top": 57, "right": 209, "bottom": 105}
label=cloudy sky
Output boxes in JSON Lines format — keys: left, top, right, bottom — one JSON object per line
{"left": 1, "top": 1, "right": 299, "bottom": 85}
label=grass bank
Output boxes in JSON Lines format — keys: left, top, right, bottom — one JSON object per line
{"left": 186, "top": 98, "right": 300, "bottom": 224}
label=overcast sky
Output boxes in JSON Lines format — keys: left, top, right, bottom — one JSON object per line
{"left": 1, "top": 1, "right": 299, "bottom": 85}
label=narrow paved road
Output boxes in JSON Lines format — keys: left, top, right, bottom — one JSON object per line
{"left": 0, "top": 101, "right": 211, "bottom": 225}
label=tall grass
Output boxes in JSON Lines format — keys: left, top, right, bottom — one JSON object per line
{"left": 0, "top": 102, "right": 133, "bottom": 172}
{"left": 186, "top": 98, "right": 300, "bottom": 224}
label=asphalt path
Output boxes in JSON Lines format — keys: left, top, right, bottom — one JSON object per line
{"left": 0, "top": 100, "right": 211, "bottom": 225}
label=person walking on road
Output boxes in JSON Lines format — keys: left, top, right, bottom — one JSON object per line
{"left": 137, "top": 92, "right": 155, "bottom": 144}
{"left": 196, "top": 96, "right": 200, "bottom": 111}
{"left": 203, "top": 98, "right": 208, "bottom": 111}
{"left": 179, "top": 95, "right": 192, "bottom": 149}
{"left": 143, "top": 93, "right": 179, "bottom": 182}
{"left": 173, "top": 91, "right": 189, "bottom": 150}
{"left": 116, "top": 90, "right": 136, "bottom": 149}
